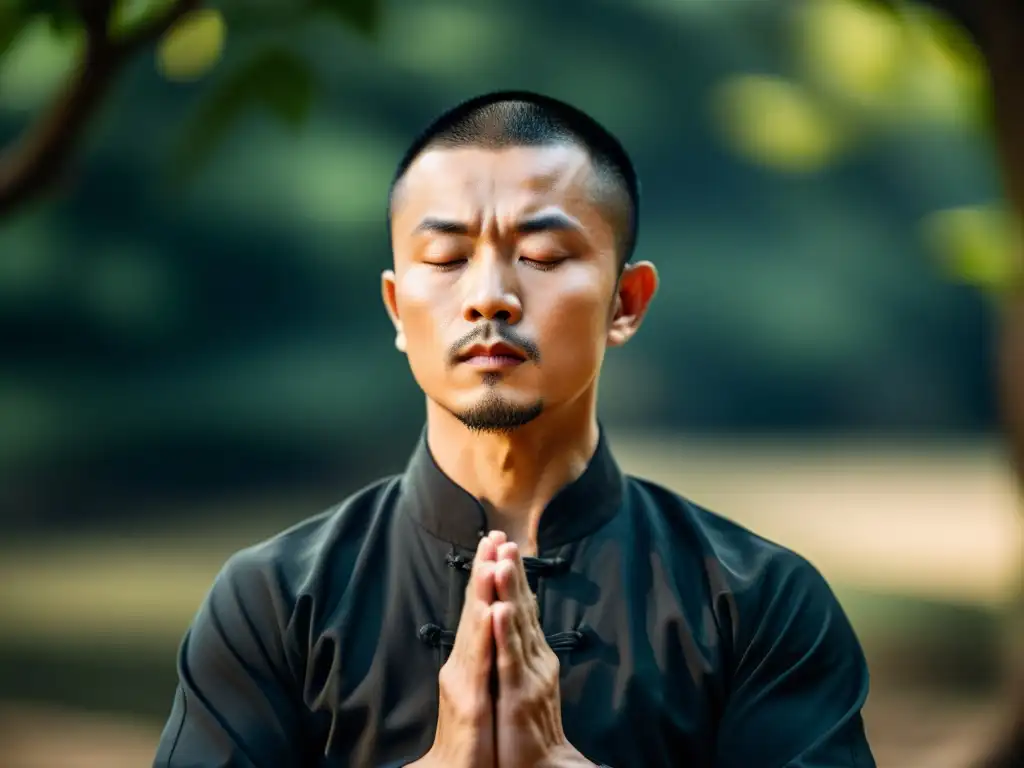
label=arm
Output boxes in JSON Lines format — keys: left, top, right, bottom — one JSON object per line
{"left": 153, "top": 549, "right": 307, "bottom": 767}
{"left": 714, "top": 554, "right": 875, "bottom": 768}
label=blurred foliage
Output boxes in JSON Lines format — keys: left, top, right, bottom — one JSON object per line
{"left": 0, "top": 0, "right": 1008, "bottom": 524}
{"left": 155, "top": 8, "right": 227, "bottom": 82}
{"left": 172, "top": 46, "right": 318, "bottom": 182}
{"left": 0, "top": 0, "right": 380, "bottom": 195}
{"left": 925, "top": 204, "right": 1023, "bottom": 294}
{"left": 715, "top": 0, "right": 1019, "bottom": 298}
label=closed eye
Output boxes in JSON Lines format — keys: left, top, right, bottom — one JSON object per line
{"left": 520, "top": 255, "right": 569, "bottom": 271}
{"left": 427, "top": 259, "right": 467, "bottom": 271}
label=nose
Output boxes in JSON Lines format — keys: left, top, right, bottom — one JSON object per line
{"left": 462, "top": 257, "right": 523, "bottom": 324}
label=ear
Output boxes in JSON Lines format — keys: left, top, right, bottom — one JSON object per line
{"left": 381, "top": 270, "right": 407, "bottom": 354}
{"left": 607, "top": 260, "right": 658, "bottom": 348}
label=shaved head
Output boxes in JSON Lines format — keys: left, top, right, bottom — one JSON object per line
{"left": 388, "top": 91, "right": 639, "bottom": 267}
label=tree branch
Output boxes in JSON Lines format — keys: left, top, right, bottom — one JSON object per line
{"left": 0, "top": 0, "right": 201, "bottom": 220}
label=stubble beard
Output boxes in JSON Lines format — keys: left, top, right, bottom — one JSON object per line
{"left": 451, "top": 383, "right": 544, "bottom": 435}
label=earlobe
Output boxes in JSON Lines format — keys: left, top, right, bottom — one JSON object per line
{"left": 607, "top": 260, "right": 658, "bottom": 348}
{"left": 606, "top": 324, "right": 630, "bottom": 348}
{"left": 381, "top": 270, "right": 407, "bottom": 355}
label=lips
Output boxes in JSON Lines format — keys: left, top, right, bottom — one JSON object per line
{"left": 458, "top": 342, "right": 527, "bottom": 362}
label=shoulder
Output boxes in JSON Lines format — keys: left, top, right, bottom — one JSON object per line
{"left": 211, "top": 474, "right": 403, "bottom": 616}
{"left": 177, "top": 476, "right": 403, "bottom": 686}
{"left": 623, "top": 475, "right": 848, "bottom": 638}
{"left": 624, "top": 474, "right": 814, "bottom": 580}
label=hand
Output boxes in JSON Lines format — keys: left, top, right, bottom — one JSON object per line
{"left": 492, "top": 541, "right": 593, "bottom": 768}
{"left": 414, "top": 534, "right": 501, "bottom": 768}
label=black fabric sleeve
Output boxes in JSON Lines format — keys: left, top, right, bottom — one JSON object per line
{"left": 153, "top": 549, "right": 307, "bottom": 767}
{"left": 714, "top": 554, "right": 876, "bottom": 768}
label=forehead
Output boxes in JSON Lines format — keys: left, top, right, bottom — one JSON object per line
{"left": 392, "top": 143, "right": 600, "bottom": 222}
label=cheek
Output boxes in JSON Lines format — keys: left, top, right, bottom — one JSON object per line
{"left": 533, "top": 274, "right": 612, "bottom": 368}
{"left": 543, "top": 268, "right": 612, "bottom": 330}
{"left": 396, "top": 272, "right": 459, "bottom": 357}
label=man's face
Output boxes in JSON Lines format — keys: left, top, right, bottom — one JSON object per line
{"left": 382, "top": 142, "right": 657, "bottom": 432}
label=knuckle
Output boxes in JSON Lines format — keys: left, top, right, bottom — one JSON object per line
{"left": 437, "top": 663, "right": 458, "bottom": 693}
{"left": 543, "top": 669, "right": 560, "bottom": 697}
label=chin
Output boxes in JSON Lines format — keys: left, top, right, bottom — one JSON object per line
{"left": 443, "top": 388, "right": 546, "bottom": 433}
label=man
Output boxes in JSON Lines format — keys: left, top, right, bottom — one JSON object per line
{"left": 153, "top": 91, "right": 875, "bottom": 767}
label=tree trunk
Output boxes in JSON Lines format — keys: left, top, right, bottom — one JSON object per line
{"left": 967, "top": 1, "right": 1024, "bottom": 764}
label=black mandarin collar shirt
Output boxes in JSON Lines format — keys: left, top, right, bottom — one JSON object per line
{"left": 154, "top": 430, "right": 876, "bottom": 768}
{"left": 404, "top": 427, "right": 624, "bottom": 551}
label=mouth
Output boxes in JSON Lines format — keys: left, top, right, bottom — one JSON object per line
{"left": 457, "top": 342, "right": 528, "bottom": 370}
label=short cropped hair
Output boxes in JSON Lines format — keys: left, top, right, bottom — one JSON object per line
{"left": 388, "top": 90, "right": 640, "bottom": 266}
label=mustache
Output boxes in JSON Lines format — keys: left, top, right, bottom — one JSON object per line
{"left": 446, "top": 323, "right": 541, "bottom": 366}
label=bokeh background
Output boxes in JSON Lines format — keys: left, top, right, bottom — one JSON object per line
{"left": 0, "top": 0, "right": 1021, "bottom": 766}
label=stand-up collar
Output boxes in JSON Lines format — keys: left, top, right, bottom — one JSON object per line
{"left": 400, "top": 426, "right": 625, "bottom": 552}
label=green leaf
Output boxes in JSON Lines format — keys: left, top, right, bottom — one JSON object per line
{"left": 797, "top": 0, "right": 905, "bottom": 112}
{"left": 712, "top": 75, "right": 850, "bottom": 173}
{"left": 108, "top": 0, "right": 178, "bottom": 41}
{"left": 923, "top": 204, "right": 1023, "bottom": 294}
{"left": 156, "top": 8, "right": 227, "bottom": 82}
{"left": 170, "top": 47, "right": 318, "bottom": 186}
{"left": 310, "top": 0, "right": 380, "bottom": 37}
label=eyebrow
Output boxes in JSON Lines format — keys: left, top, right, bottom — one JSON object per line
{"left": 413, "top": 211, "right": 584, "bottom": 238}
{"left": 515, "top": 211, "right": 583, "bottom": 236}
{"left": 414, "top": 217, "right": 470, "bottom": 236}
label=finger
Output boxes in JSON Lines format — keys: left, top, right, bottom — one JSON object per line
{"left": 452, "top": 539, "right": 498, "bottom": 670}
{"left": 453, "top": 578, "right": 493, "bottom": 667}
{"left": 465, "top": 536, "right": 497, "bottom": 605}
{"left": 464, "top": 603, "right": 494, "bottom": 685}
{"left": 495, "top": 544, "right": 547, "bottom": 663}
{"left": 466, "top": 557, "right": 495, "bottom": 609}
{"left": 487, "top": 530, "right": 507, "bottom": 547}
{"left": 496, "top": 540, "right": 517, "bottom": 562}
{"left": 477, "top": 534, "right": 498, "bottom": 563}
{"left": 493, "top": 601, "right": 523, "bottom": 691}
{"left": 454, "top": 552, "right": 495, "bottom": 660}
{"left": 495, "top": 542, "right": 527, "bottom": 602}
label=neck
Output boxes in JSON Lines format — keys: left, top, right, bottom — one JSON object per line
{"left": 425, "top": 394, "right": 600, "bottom": 555}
